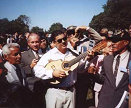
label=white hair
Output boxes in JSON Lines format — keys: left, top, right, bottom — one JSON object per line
{"left": 27, "top": 33, "right": 40, "bottom": 42}
{"left": 2, "top": 43, "right": 20, "bottom": 55}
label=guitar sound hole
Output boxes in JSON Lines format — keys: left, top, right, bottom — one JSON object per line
{"left": 64, "top": 63, "right": 69, "bottom": 68}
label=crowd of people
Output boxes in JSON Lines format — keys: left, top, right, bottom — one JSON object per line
{"left": 0, "top": 24, "right": 131, "bottom": 108}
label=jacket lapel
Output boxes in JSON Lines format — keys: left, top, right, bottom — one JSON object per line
{"left": 28, "top": 49, "right": 36, "bottom": 61}
{"left": 117, "top": 73, "right": 128, "bottom": 89}
{"left": 104, "top": 55, "right": 116, "bottom": 88}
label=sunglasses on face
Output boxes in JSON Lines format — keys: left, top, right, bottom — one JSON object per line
{"left": 56, "top": 37, "right": 67, "bottom": 43}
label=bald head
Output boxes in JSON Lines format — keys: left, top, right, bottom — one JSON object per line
{"left": 27, "top": 33, "right": 40, "bottom": 42}
{"left": 27, "top": 33, "right": 40, "bottom": 52}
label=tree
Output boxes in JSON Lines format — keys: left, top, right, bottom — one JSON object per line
{"left": 89, "top": 0, "right": 131, "bottom": 31}
{"left": 0, "top": 15, "right": 30, "bottom": 34}
{"left": 48, "top": 22, "right": 63, "bottom": 33}
{"left": 0, "top": 18, "right": 10, "bottom": 34}
{"left": 16, "top": 15, "right": 30, "bottom": 26}
{"left": 8, "top": 15, "right": 30, "bottom": 34}
{"left": 31, "top": 26, "right": 44, "bottom": 36}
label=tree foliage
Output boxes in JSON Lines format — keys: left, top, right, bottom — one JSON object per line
{"left": 31, "top": 26, "right": 44, "bottom": 36}
{"left": 0, "top": 18, "right": 9, "bottom": 34}
{"left": 16, "top": 15, "right": 30, "bottom": 26}
{"left": 0, "top": 15, "right": 30, "bottom": 34}
{"left": 48, "top": 22, "right": 63, "bottom": 33}
{"left": 89, "top": 0, "right": 131, "bottom": 31}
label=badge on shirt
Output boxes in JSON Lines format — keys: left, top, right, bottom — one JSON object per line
{"left": 120, "top": 67, "right": 127, "bottom": 73}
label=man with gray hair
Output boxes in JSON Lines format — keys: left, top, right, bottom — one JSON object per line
{"left": 2, "top": 43, "right": 34, "bottom": 107}
{"left": 2, "top": 43, "right": 25, "bottom": 85}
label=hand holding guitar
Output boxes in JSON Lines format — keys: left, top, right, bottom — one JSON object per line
{"left": 52, "top": 68, "right": 66, "bottom": 78}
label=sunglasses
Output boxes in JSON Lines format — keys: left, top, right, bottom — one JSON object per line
{"left": 56, "top": 37, "right": 67, "bottom": 43}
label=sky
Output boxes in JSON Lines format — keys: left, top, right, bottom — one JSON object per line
{"left": 0, "top": 0, "right": 107, "bottom": 31}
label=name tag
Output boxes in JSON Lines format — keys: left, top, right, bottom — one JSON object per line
{"left": 120, "top": 67, "right": 127, "bottom": 73}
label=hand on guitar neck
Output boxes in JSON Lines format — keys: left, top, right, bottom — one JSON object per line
{"left": 85, "top": 40, "right": 109, "bottom": 61}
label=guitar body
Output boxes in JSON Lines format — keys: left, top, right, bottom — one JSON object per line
{"left": 45, "top": 56, "right": 79, "bottom": 84}
{"left": 45, "top": 59, "right": 64, "bottom": 72}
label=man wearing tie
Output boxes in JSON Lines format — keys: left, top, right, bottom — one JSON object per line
{"left": 90, "top": 33, "right": 130, "bottom": 108}
{"left": 21, "top": 33, "right": 43, "bottom": 91}
{"left": 21, "top": 33, "right": 45, "bottom": 107}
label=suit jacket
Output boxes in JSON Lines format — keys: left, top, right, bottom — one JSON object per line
{"left": 21, "top": 49, "right": 43, "bottom": 91}
{"left": 21, "top": 49, "right": 36, "bottom": 75}
{"left": 96, "top": 54, "right": 130, "bottom": 108}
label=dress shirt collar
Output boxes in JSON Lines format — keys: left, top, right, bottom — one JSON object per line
{"left": 53, "top": 47, "right": 69, "bottom": 56}
{"left": 32, "top": 49, "right": 43, "bottom": 57}
{"left": 32, "top": 49, "right": 42, "bottom": 54}
{"left": 115, "top": 50, "right": 129, "bottom": 61}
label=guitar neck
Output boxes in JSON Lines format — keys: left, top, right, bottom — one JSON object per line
{"left": 67, "top": 40, "right": 108, "bottom": 67}
{"left": 68, "top": 52, "right": 88, "bottom": 67}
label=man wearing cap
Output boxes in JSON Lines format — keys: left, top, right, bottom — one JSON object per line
{"left": 91, "top": 33, "right": 130, "bottom": 108}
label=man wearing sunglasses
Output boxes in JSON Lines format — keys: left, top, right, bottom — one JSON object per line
{"left": 34, "top": 30, "right": 82, "bottom": 108}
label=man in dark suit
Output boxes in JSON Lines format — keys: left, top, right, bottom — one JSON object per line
{"left": 21, "top": 33, "right": 46, "bottom": 107}
{"left": 94, "top": 34, "right": 130, "bottom": 108}
{"left": 21, "top": 33, "right": 43, "bottom": 90}
{"left": 87, "top": 33, "right": 130, "bottom": 108}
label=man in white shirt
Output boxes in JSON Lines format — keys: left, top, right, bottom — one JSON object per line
{"left": 34, "top": 30, "right": 83, "bottom": 108}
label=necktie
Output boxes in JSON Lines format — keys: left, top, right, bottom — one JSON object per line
{"left": 114, "top": 55, "right": 120, "bottom": 78}
{"left": 35, "top": 52, "right": 40, "bottom": 60}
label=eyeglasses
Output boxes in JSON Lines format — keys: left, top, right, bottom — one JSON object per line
{"left": 56, "top": 37, "right": 67, "bottom": 43}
